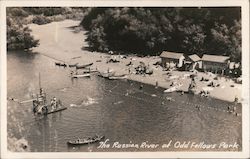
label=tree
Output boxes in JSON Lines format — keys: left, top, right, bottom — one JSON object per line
{"left": 210, "top": 20, "right": 241, "bottom": 62}
{"left": 81, "top": 7, "right": 241, "bottom": 60}
{"left": 7, "top": 15, "right": 39, "bottom": 51}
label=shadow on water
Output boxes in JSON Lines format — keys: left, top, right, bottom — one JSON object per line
{"left": 8, "top": 50, "right": 38, "bottom": 60}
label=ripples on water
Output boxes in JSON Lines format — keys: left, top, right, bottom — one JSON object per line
{"left": 7, "top": 51, "right": 242, "bottom": 152}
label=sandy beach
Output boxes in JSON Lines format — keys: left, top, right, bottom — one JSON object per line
{"left": 29, "top": 20, "right": 242, "bottom": 102}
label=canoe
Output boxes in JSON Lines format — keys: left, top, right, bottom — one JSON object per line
{"left": 98, "top": 70, "right": 115, "bottom": 78}
{"left": 47, "top": 107, "right": 67, "bottom": 114}
{"left": 71, "top": 56, "right": 81, "bottom": 59}
{"left": 164, "top": 87, "right": 178, "bottom": 93}
{"left": 76, "top": 63, "right": 93, "bottom": 69}
{"left": 72, "top": 73, "right": 91, "bottom": 78}
{"left": 35, "top": 105, "right": 67, "bottom": 116}
{"left": 55, "top": 62, "right": 67, "bottom": 67}
{"left": 67, "top": 135, "right": 105, "bottom": 145}
{"left": 164, "top": 84, "right": 183, "bottom": 93}
{"left": 55, "top": 62, "right": 61, "bottom": 66}
{"left": 69, "top": 63, "right": 78, "bottom": 67}
{"left": 60, "top": 63, "right": 67, "bottom": 67}
{"left": 108, "top": 74, "right": 127, "bottom": 80}
{"left": 82, "top": 70, "right": 99, "bottom": 74}
{"left": 98, "top": 72, "right": 114, "bottom": 78}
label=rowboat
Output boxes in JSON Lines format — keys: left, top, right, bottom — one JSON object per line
{"left": 67, "top": 135, "right": 105, "bottom": 146}
{"left": 98, "top": 71, "right": 115, "bottom": 78}
{"left": 69, "top": 63, "right": 78, "bottom": 67}
{"left": 76, "top": 63, "right": 93, "bottom": 69}
{"left": 33, "top": 73, "right": 67, "bottom": 116}
{"left": 71, "top": 73, "right": 91, "bottom": 78}
{"left": 83, "top": 70, "right": 99, "bottom": 73}
{"left": 47, "top": 107, "right": 67, "bottom": 114}
{"left": 71, "top": 56, "right": 81, "bottom": 59}
{"left": 164, "top": 87, "right": 178, "bottom": 93}
{"left": 108, "top": 74, "right": 127, "bottom": 80}
{"left": 55, "top": 62, "right": 67, "bottom": 67}
{"left": 164, "top": 84, "right": 183, "bottom": 93}
{"left": 55, "top": 62, "right": 61, "bottom": 66}
{"left": 34, "top": 102, "right": 68, "bottom": 116}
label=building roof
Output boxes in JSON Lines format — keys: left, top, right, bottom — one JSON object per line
{"left": 201, "top": 54, "right": 230, "bottom": 63}
{"left": 160, "top": 51, "right": 184, "bottom": 59}
{"left": 188, "top": 54, "right": 201, "bottom": 62}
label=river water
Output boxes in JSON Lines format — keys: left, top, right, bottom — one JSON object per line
{"left": 7, "top": 51, "right": 242, "bottom": 152}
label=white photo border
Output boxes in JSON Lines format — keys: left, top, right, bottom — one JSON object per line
{"left": 1, "top": 0, "right": 249, "bottom": 158}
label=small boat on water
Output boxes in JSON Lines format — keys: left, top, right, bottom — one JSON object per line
{"left": 69, "top": 63, "right": 79, "bottom": 67}
{"left": 108, "top": 74, "right": 127, "bottom": 80}
{"left": 76, "top": 63, "right": 93, "bottom": 69}
{"left": 47, "top": 106, "right": 67, "bottom": 114}
{"left": 33, "top": 73, "right": 67, "bottom": 116}
{"left": 55, "top": 62, "right": 67, "bottom": 67}
{"left": 55, "top": 62, "right": 61, "bottom": 66}
{"left": 33, "top": 93, "right": 67, "bottom": 116}
{"left": 71, "top": 73, "right": 91, "bottom": 78}
{"left": 82, "top": 70, "right": 99, "bottom": 74}
{"left": 164, "top": 84, "right": 183, "bottom": 93}
{"left": 71, "top": 56, "right": 81, "bottom": 59}
{"left": 98, "top": 71, "right": 115, "bottom": 78}
{"left": 67, "top": 135, "right": 105, "bottom": 146}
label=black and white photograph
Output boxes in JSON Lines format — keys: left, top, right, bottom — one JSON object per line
{"left": 0, "top": 0, "right": 249, "bottom": 158}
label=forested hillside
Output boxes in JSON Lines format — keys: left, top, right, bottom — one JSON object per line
{"left": 81, "top": 7, "right": 241, "bottom": 62}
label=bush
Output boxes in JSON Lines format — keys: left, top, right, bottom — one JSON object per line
{"left": 48, "top": 15, "right": 65, "bottom": 22}
{"left": 7, "top": 18, "right": 39, "bottom": 50}
{"left": 7, "top": 7, "right": 29, "bottom": 17}
{"left": 32, "top": 15, "right": 51, "bottom": 25}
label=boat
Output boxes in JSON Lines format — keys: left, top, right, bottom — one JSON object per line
{"left": 76, "top": 63, "right": 93, "bottom": 69}
{"left": 47, "top": 106, "right": 67, "bottom": 114}
{"left": 33, "top": 94, "right": 68, "bottom": 116}
{"left": 67, "top": 135, "right": 105, "bottom": 146}
{"left": 98, "top": 71, "right": 115, "bottom": 78}
{"left": 164, "top": 84, "right": 183, "bottom": 93}
{"left": 60, "top": 63, "right": 67, "bottom": 67}
{"left": 71, "top": 56, "right": 81, "bottom": 59}
{"left": 164, "top": 87, "right": 178, "bottom": 93}
{"left": 55, "top": 62, "right": 61, "bottom": 66}
{"left": 108, "top": 74, "right": 127, "bottom": 80}
{"left": 55, "top": 62, "right": 67, "bottom": 67}
{"left": 71, "top": 73, "right": 91, "bottom": 78}
{"left": 33, "top": 73, "right": 67, "bottom": 116}
{"left": 69, "top": 63, "right": 79, "bottom": 67}
{"left": 82, "top": 69, "right": 99, "bottom": 74}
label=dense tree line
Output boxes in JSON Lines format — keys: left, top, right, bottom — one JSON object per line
{"left": 81, "top": 7, "right": 241, "bottom": 62}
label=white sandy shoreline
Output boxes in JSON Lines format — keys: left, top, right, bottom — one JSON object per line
{"left": 28, "top": 20, "right": 242, "bottom": 103}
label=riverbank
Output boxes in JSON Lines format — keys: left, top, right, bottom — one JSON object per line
{"left": 29, "top": 20, "right": 242, "bottom": 103}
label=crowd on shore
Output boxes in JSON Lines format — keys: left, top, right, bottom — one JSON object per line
{"left": 64, "top": 51, "right": 242, "bottom": 103}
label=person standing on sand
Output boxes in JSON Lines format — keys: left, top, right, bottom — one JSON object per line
{"left": 155, "top": 81, "right": 158, "bottom": 88}
{"left": 140, "top": 85, "right": 143, "bottom": 89}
